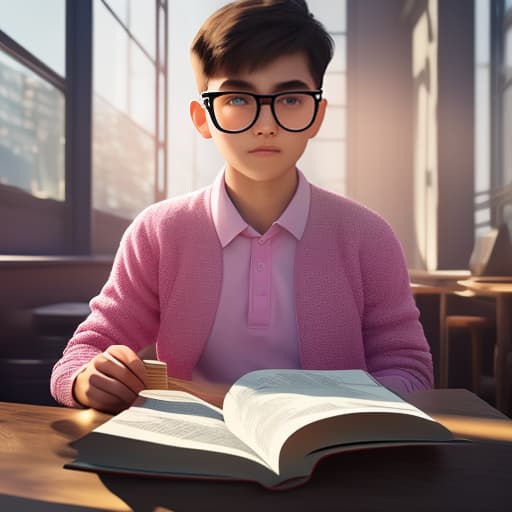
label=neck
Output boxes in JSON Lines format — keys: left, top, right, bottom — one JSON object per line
{"left": 224, "top": 168, "right": 298, "bottom": 234}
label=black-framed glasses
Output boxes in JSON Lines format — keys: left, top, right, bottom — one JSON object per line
{"left": 200, "top": 89, "right": 323, "bottom": 134}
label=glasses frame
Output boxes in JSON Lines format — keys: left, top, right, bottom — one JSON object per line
{"left": 200, "top": 89, "right": 323, "bottom": 134}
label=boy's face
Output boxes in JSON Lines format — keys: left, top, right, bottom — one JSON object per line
{"left": 190, "top": 52, "right": 327, "bottom": 187}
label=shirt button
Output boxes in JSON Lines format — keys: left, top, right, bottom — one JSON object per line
{"left": 258, "top": 239, "right": 265, "bottom": 245}
{"left": 256, "top": 262, "right": 265, "bottom": 272}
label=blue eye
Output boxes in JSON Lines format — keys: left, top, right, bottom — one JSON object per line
{"left": 223, "top": 95, "right": 249, "bottom": 107}
{"left": 279, "top": 95, "right": 301, "bottom": 107}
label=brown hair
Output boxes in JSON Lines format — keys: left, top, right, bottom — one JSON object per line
{"left": 191, "top": 0, "right": 334, "bottom": 90}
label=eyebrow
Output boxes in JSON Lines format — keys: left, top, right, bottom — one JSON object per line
{"left": 217, "top": 79, "right": 313, "bottom": 92}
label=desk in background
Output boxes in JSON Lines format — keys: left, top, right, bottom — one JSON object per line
{"left": 410, "top": 273, "right": 470, "bottom": 388}
{"left": 1, "top": 390, "right": 511, "bottom": 511}
{"left": 410, "top": 273, "right": 512, "bottom": 416}
{"left": 456, "top": 279, "right": 512, "bottom": 415}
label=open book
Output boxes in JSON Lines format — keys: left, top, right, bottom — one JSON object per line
{"left": 67, "top": 369, "right": 454, "bottom": 490}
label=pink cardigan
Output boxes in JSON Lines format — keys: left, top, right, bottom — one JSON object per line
{"left": 51, "top": 184, "right": 433, "bottom": 407}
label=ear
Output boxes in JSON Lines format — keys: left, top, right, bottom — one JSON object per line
{"left": 190, "top": 100, "right": 212, "bottom": 139}
{"left": 307, "top": 98, "right": 328, "bottom": 139}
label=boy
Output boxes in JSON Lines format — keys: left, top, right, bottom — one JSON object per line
{"left": 51, "top": 0, "right": 433, "bottom": 413}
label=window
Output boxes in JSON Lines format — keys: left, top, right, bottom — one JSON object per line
{"left": 0, "top": 0, "right": 65, "bottom": 76}
{"left": 0, "top": 51, "right": 65, "bottom": 201}
{"left": 298, "top": 1, "right": 347, "bottom": 195}
{"left": 474, "top": 0, "right": 492, "bottom": 236}
{"left": 92, "top": 0, "right": 167, "bottom": 253}
{"left": 0, "top": 1, "right": 167, "bottom": 255}
{"left": 486, "top": 0, "right": 512, "bottom": 227}
{"left": 473, "top": 0, "right": 512, "bottom": 236}
{"left": 0, "top": 0, "right": 67, "bottom": 254}
{"left": 502, "top": 1, "right": 512, "bottom": 195}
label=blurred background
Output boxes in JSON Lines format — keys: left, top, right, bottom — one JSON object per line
{"left": 2, "top": 0, "right": 511, "bottom": 265}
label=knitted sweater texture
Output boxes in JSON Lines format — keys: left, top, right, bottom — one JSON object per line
{"left": 51, "top": 183, "right": 433, "bottom": 407}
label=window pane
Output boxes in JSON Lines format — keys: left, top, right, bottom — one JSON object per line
{"left": 105, "top": 0, "right": 128, "bottom": 24}
{"left": 158, "top": 4, "right": 166, "bottom": 67}
{"left": 158, "top": 71, "right": 165, "bottom": 138}
{"left": 0, "top": 51, "right": 65, "bottom": 200}
{"left": 474, "top": 0, "right": 491, "bottom": 236}
{"left": 317, "top": 105, "right": 346, "bottom": 140}
{"left": 93, "top": 0, "right": 158, "bottom": 254}
{"left": 94, "top": 0, "right": 155, "bottom": 134}
{"left": 130, "top": 41, "right": 156, "bottom": 134}
{"left": 323, "top": 72, "right": 345, "bottom": 106}
{"left": 503, "top": 85, "right": 512, "bottom": 186}
{"left": 158, "top": 145, "right": 165, "bottom": 194}
{"left": 309, "top": 0, "right": 346, "bottom": 33}
{"left": 328, "top": 35, "right": 346, "bottom": 73}
{"left": 92, "top": 0, "right": 165, "bottom": 253}
{"left": 92, "top": 3, "right": 156, "bottom": 219}
{"left": 505, "top": 26, "right": 512, "bottom": 81}
{"left": 94, "top": 0, "right": 128, "bottom": 115}
{"left": 0, "top": 0, "right": 65, "bottom": 76}
{"left": 129, "top": 0, "right": 156, "bottom": 58}
{"left": 92, "top": 94, "right": 155, "bottom": 219}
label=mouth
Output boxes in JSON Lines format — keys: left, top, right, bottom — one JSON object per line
{"left": 248, "top": 146, "right": 281, "bottom": 155}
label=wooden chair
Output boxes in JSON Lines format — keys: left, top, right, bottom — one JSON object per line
{"left": 440, "top": 315, "right": 494, "bottom": 395}
{"left": 32, "top": 302, "right": 91, "bottom": 337}
{"left": 6, "top": 302, "right": 93, "bottom": 405}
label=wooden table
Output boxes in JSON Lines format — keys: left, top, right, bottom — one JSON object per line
{"left": 457, "top": 279, "right": 512, "bottom": 415}
{"left": 410, "top": 280, "right": 463, "bottom": 387}
{"left": 1, "top": 390, "right": 512, "bottom": 511}
{"left": 410, "top": 275, "right": 512, "bottom": 414}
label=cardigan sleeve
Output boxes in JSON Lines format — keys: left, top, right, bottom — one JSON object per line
{"left": 50, "top": 206, "right": 161, "bottom": 407}
{"left": 358, "top": 214, "right": 434, "bottom": 395}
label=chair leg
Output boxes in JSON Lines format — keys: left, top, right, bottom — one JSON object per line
{"left": 470, "top": 328, "right": 482, "bottom": 395}
{"left": 440, "top": 324, "right": 450, "bottom": 388}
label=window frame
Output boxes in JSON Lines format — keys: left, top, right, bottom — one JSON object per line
{"left": 0, "top": 0, "right": 168, "bottom": 256}
{"left": 489, "top": 0, "right": 512, "bottom": 225}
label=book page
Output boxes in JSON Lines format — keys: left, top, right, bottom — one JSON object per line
{"left": 222, "top": 369, "right": 439, "bottom": 473}
{"left": 94, "top": 389, "right": 269, "bottom": 468}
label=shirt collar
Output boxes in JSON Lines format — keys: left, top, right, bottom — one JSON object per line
{"left": 211, "top": 168, "right": 311, "bottom": 248}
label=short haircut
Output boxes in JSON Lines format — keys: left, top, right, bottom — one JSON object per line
{"left": 191, "top": 0, "right": 334, "bottom": 91}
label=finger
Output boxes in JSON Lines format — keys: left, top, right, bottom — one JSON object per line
{"left": 102, "top": 346, "right": 146, "bottom": 387}
{"left": 107, "top": 345, "right": 147, "bottom": 387}
{"left": 89, "top": 368, "right": 140, "bottom": 406}
{"left": 94, "top": 352, "right": 146, "bottom": 397}
{"left": 81, "top": 384, "right": 132, "bottom": 414}
{"left": 74, "top": 364, "right": 137, "bottom": 413}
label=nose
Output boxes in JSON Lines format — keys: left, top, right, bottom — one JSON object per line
{"left": 252, "top": 104, "right": 278, "bottom": 136}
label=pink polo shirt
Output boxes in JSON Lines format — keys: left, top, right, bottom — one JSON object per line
{"left": 192, "top": 169, "right": 310, "bottom": 383}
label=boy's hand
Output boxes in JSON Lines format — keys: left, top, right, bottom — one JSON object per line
{"left": 73, "top": 345, "right": 146, "bottom": 414}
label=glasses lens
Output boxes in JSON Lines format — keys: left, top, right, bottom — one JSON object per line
{"left": 273, "top": 93, "right": 316, "bottom": 131}
{"left": 211, "top": 93, "right": 258, "bottom": 132}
